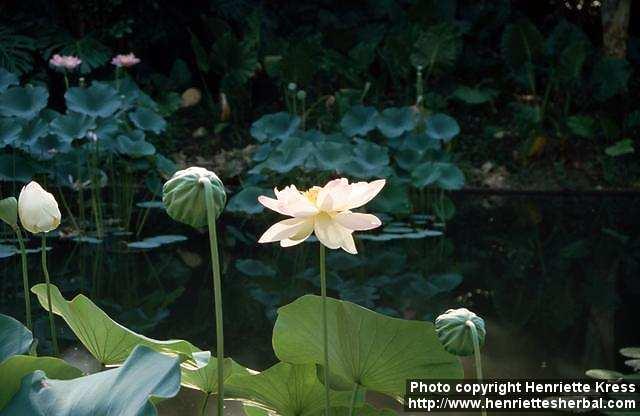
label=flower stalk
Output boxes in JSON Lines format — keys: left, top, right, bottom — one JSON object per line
{"left": 14, "top": 227, "right": 31, "bottom": 330}
{"left": 319, "top": 244, "right": 331, "bottom": 416}
{"left": 41, "top": 233, "right": 59, "bottom": 355}
{"left": 204, "top": 180, "right": 225, "bottom": 416}
{"left": 467, "top": 320, "right": 486, "bottom": 416}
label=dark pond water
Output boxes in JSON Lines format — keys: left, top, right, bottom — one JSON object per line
{"left": 1, "top": 193, "right": 639, "bottom": 415}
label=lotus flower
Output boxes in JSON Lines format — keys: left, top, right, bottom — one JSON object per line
{"left": 49, "top": 54, "right": 82, "bottom": 70}
{"left": 18, "top": 181, "right": 61, "bottom": 234}
{"left": 111, "top": 53, "right": 141, "bottom": 68}
{"left": 258, "top": 178, "right": 385, "bottom": 254}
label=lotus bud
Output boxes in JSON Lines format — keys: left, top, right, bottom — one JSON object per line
{"left": 288, "top": 82, "right": 297, "bottom": 91}
{"left": 435, "top": 308, "right": 486, "bottom": 356}
{"left": 0, "top": 197, "right": 18, "bottom": 228}
{"left": 162, "top": 167, "right": 226, "bottom": 228}
{"left": 18, "top": 182, "right": 61, "bottom": 234}
{"left": 296, "top": 90, "right": 306, "bottom": 100}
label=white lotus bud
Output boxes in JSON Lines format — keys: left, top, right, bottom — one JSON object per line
{"left": 18, "top": 181, "right": 61, "bottom": 234}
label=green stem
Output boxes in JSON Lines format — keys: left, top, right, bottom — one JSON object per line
{"left": 41, "top": 234, "right": 59, "bottom": 356}
{"left": 15, "top": 228, "right": 31, "bottom": 331}
{"left": 348, "top": 383, "right": 359, "bottom": 416}
{"left": 204, "top": 181, "right": 225, "bottom": 416}
{"left": 467, "top": 321, "right": 485, "bottom": 416}
{"left": 200, "top": 393, "right": 210, "bottom": 416}
{"left": 57, "top": 186, "right": 80, "bottom": 232}
{"left": 319, "top": 244, "right": 331, "bottom": 416}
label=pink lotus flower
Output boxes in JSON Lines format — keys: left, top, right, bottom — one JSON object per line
{"left": 111, "top": 53, "right": 141, "bottom": 68}
{"left": 258, "top": 178, "right": 385, "bottom": 254}
{"left": 49, "top": 54, "right": 82, "bottom": 71}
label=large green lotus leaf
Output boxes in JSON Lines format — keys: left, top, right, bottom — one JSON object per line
{"left": 129, "top": 108, "right": 167, "bottom": 134}
{"left": 342, "top": 139, "right": 391, "bottom": 178}
{"left": 0, "top": 69, "right": 18, "bottom": 93}
{"left": 227, "top": 362, "right": 356, "bottom": 416}
{"left": 65, "top": 83, "right": 121, "bottom": 118}
{"left": 181, "top": 352, "right": 251, "bottom": 394}
{"left": 412, "top": 161, "right": 464, "bottom": 190}
{"left": 261, "top": 137, "right": 311, "bottom": 173}
{"left": 0, "top": 119, "right": 21, "bottom": 146}
{"left": 250, "top": 112, "right": 300, "bottom": 142}
{"left": 243, "top": 404, "right": 393, "bottom": 416}
{"left": 0, "top": 345, "right": 180, "bottom": 416}
{"left": 114, "top": 132, "right": 156, "bottom": 158}
{"left": 368, "top": 176, "right": 411, "bottom": 215}
{"left": 425, "top": 114, "right": 460, "bottom": 142}
{"left": 0, "top": 314, "right": 32, "bottom": 362}
{"left": 0, "top": 154, "right": 39, "bottom": 182}
{"left": 15, "top": 118, "right": 48, "bottom": 149}
{"left": 340, "top": 105, "right": 378, "bottom": 137}
{"left": 49, "top": 112, "right": 96, "bottom": 141}
{"left": 0, "top": 356, "right": 81, "bottom": 411}
{"left": 375, "top": 107, "right": 417, "bottom": 138}
{"left": 226, "top": 186, "right": 271, "bottom": 215}
{"left": 312, "top": 141, "right": 352, "bottom": 172}
{"left": 273, "top": 295, "right": 462, "bottom": 401}
{"left": 0, "top": 86, "right": 48, "bottom": 119}
{"left": 31, "top": 283, "right": 198, "bottom": 365}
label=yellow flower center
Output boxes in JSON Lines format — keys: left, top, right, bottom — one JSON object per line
{"left": 303, "top": 187, "right": 320, "bottom": 204}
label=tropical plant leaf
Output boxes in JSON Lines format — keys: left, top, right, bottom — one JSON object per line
{"left": 0, "top": 27, "right": 35, "bottom": 75}
{"left": 210, "top": 32, "right": 259, "bottom": 90}
{"left": 227, "top": 362, "right": 357, "bottom": 416}
{"left": 566, "top": 115, "right": 596, "bottom": 139}
{"left": 0, "top": 86, "right": 48, "bottom": 119}
{"left": 181, "top": 353, "right": 251, "bottom": 394}
{"left": 114, "top": 132, "right": 156, "bottom": 158}
{"left": 501, "top": 19, "right": 543, "bottom": 70}
{"left": 0, "top": 345, "right": 180, "bottom": 416}
{"left": 605, "top": 139, "right": 634, "bottom": 157}
{"left": 31, "top": 283, "right": 198, "bottom": 365}
{"left": 412, "top": 161, "right": 465, "bottom": 190}
{"left": 272, "top": 295, "right": 463, "bottom": 401}
{"left": 0, "top": 119, "right": 22, "bottom": 146}
{"left": 411, "top": 23, "right": 461, "bottom": 74}
{"left": 451, "top": 86, "right": 497, "bottom": 104}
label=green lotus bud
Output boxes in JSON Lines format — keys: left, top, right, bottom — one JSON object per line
{"left": 435, "top": 308, "right": 486, "bottom": 356}
{"left": 296, "top": 90, "right": 306, "bottom": 100}
{"left": 288, "top": 82, "right": 297, "bottom": 91}
{"left": 162, "top": 167, "right": 226, "bottom": 228}
{"left": 0, "top": 197, "right": 18, "bottom": 228}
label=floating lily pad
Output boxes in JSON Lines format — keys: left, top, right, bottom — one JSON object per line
{"left": 376, "top": 107, "right": 417, "bottom": 138}
{"left": 273, "top": 295, "right": 462, "bottom": 401}
{"left": 340, "top": 105, "right": 378, "bottom": 137}
{"left": 359, "top": 229, "right": 442, "bottom": 241}
{"left": 129, "top": 108, "right": 167, "bottom": 134}
{"left": 425, "top": 114, "right": 460, "bottom": 142}
{"left": 0, "top": 70, "right": 18, "bottom": 93}
{"left": 0, "top": 86, "right": 48, "bottom": 119}
{"left": 250, "top": 112, "right": 300, "bottom": 142}
{"left": 127, "top": 235, "right": 188, "bottom": 250}
{"left": 0, "top": 314, "right": 32, "bottom": 362}
{"left": 70, "top": 236, "right": 103, "bottom": 244}
{"left": 0, "top": 345, "right": 180, "bottom": 416}
{"left": 31, "top": 284, "right": 197, "bottom": 365}
{"left": 227, "top": 363, "right": 357, "bottom": 416}
{"left": 49, "top": 113, "right": 96, "bottom": 141}
{"left": 236, "top": 259, "right": 276, "bottom": 278}
{"left": 65, "top": 83, "right": 121, "bottom": 118}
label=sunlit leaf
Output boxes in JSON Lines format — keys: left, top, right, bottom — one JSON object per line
{"left": 273, "top": 295, "right": 462, "bottom": 401}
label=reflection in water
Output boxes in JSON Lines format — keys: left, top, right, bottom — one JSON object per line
{"left": 1, "top": 194, "right": 638, "bottom": 413}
